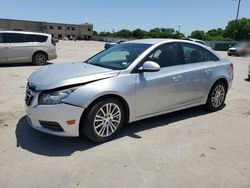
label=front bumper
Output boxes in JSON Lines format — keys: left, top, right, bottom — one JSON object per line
{"left": 26, "top": 103, "right": 84, "bottom": 137}
{"left": 228, "top": 51, "right": 240, "bottom": 56}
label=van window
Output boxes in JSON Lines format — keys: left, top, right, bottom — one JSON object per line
{"left": 0, "top": 33, "right": 3, "bottom": 43}
{"left": 32, "top": 35, "right": 48, "bottom": 42}
{"left": 5, "top": 33, "right": 28, "bottom": 43}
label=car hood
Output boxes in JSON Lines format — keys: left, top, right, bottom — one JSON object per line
{"left": 229, "top": 47, "right": 241, "bottom": 51}
{"left": 28, "top": 62, "right": 120, "bottom": 90}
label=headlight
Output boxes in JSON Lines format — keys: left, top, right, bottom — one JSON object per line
{"left": 38, "top": 88, "right": 76, "bottom": 105}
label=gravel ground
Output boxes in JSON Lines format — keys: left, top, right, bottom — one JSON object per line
{"left": 0, "top": 40, "right": 250, "bottom": 188}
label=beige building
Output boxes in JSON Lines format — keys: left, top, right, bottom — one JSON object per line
{"left": 0, "top": 18, "right": 93, "bottom": 40}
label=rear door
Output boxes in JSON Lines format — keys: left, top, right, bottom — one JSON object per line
{"left": 179, "top": 42, "right": 219, "bottom": 104}
{"left": 0, "top": 33, "right": 7, "bottom": 63}
{"left": 5, "top": 33, "right": 33, "bottom": 63}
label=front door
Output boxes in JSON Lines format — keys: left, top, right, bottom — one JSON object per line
{"left": 135, "top": 42, "right": 185, "bottom": 117}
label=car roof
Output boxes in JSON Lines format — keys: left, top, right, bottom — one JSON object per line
{"left": 0, "top": 30, "right": 50, "bottom": 36}
{"left": 124, "top": 38, "right": 175, "bottom": 44}
{"left": 124, "top": 38, "right": 205, "bottom": 45}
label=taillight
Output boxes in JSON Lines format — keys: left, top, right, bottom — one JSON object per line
{"left": 51, "top": 38, "right": 56, "bottom": 46}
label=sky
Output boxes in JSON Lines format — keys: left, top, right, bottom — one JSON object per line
{"left": 0, "top": 0, "right": 250, "bottom": 35}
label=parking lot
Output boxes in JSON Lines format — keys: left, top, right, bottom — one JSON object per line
{"left": 0, "top": 40, "right": 250, "bottom": 188}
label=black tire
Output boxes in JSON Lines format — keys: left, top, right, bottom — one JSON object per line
{"left": 205, "top": 81, "right": 227, "bottom": 112}
{"left": 81, "top": 98, "right": 125, "bottom": 143}
{"left": 228, "top": 53, "right": 232, "bottom": 56}
{"left": 32, "top": 52, "right": 47, "bottom": 65}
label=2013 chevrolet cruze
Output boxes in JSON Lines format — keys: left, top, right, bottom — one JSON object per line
{"left": 25, "top": 39, "right": 233, "bottom": 143}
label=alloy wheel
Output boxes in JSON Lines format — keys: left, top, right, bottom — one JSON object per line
{"left": 35, "top": 54, "right": 46, "bottom": 65}
{"left": 211, "top": 84, "right": 225, "bottom": 108}
{"left": 93, "top": 103, "right": 121, "bottom": 137}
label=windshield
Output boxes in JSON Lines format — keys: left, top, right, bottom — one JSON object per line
{"left": 86, "top": 43, "right": 152, "bottom": 70}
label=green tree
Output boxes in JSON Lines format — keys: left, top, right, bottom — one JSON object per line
{"left": 174, "top": 31, "right": 186, "bottom": 39}
{"left": 132, "top": 29, "right": 147, "bottom": 39}
{"left": 93, "top": 31, "right": 98, "bottom": 36}
{"left": 224, "top": 18, "right": 250, "bottom": 40}
{"left": 115, "top": 29, "right": 132, "bottom": 38}
{"left": 190, "top": 30, "right": 209, "bottom": 40}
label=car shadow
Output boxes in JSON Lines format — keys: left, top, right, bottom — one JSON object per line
{"left": 244, "top": 78, "right": 250, "bottom": 82}
{"left": 15, "top": 106, "right": 210, "bottom": 157}
{"left": 0, "top": 62, "right": 53, "bottom": 67}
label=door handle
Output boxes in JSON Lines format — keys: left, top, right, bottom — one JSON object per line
{"left": 172, "top": 75, "right": 182, "bottom": 81}
{"left": 205, "top": 69, "right": 212, "bottom": 74}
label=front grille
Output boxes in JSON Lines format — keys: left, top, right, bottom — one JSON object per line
{"left": 230, "top": 49, "right": 236, "bottom": 53}
{"left": 25, "top": 83, "right": 36, "bottom": 106}
{"left": 39, "top": 121, "right": 64, "bottom": 131}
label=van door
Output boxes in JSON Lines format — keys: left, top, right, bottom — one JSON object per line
{"left": 0, "top": 33, "right": 7, "bottom": 63}
{"left": 5, "top": 33, "right": 33, "bottom": 63}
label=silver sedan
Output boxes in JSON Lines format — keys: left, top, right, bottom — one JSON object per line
{"left": 25, "top": 39, "right": 234, "bottom": 143}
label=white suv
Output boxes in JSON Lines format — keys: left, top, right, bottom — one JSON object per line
{"left": 0, "top": 31, "right": 57, "bottom": 65}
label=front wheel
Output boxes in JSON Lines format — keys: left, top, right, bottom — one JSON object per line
{"left": 206, "top": 81, "right": 227, "bottom": 111}
{"left": 81, "top": 98, "right": 125, "bottom": 143}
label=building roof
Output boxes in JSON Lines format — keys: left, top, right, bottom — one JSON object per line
{"left": 0, "top": 18, "right": 92, "bottom": 26}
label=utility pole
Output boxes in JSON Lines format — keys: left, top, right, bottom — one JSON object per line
{"left": 235, "top": 0, "right": 242, "bottom": 20}
{"left": 178, "top": 25, "right": 181, "bottom": 33}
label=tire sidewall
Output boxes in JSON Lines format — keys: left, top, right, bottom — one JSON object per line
{"left": 82, "top": 98, "right": 125, "bottom": 143}
{"left": 33, "top": 53, "right": 47, "bottom": 65}
{"left": 206, "top": 81, "right": 227, "bottom": 111}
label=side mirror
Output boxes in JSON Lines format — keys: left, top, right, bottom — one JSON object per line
{"left": 138, "top": 61, "right": 160, "bottom": 72}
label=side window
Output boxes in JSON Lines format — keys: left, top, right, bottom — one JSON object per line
{"left": 0, "top": 34, "right": 3, "bottom": 43}
{"left": 203, "top": 50, "right": 219, "bottom": 62}
{"left": 181, "top": 43, "right": 218, "bottom": 64}
{"left": 32, "top": 35, "right": 48, "bottom": 42}
{"left": 5, "top": 33, "right": 28, "bottom": 43}
{"left": 146, "top": 43, "right": 180, "bottom": 68}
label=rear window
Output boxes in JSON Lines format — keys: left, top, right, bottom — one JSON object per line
{"left": 181, "top": 43, "right": 219, "bottom": 64}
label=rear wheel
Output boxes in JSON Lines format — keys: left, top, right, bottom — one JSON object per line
{"left": 32, "top": 52, "right": 47, "bottom": 65}
{"left": 81, "top": 98, "right": 125, "bottom": 143}
{"left": 206, "top": 81, "right": 227, "bottom": 111}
